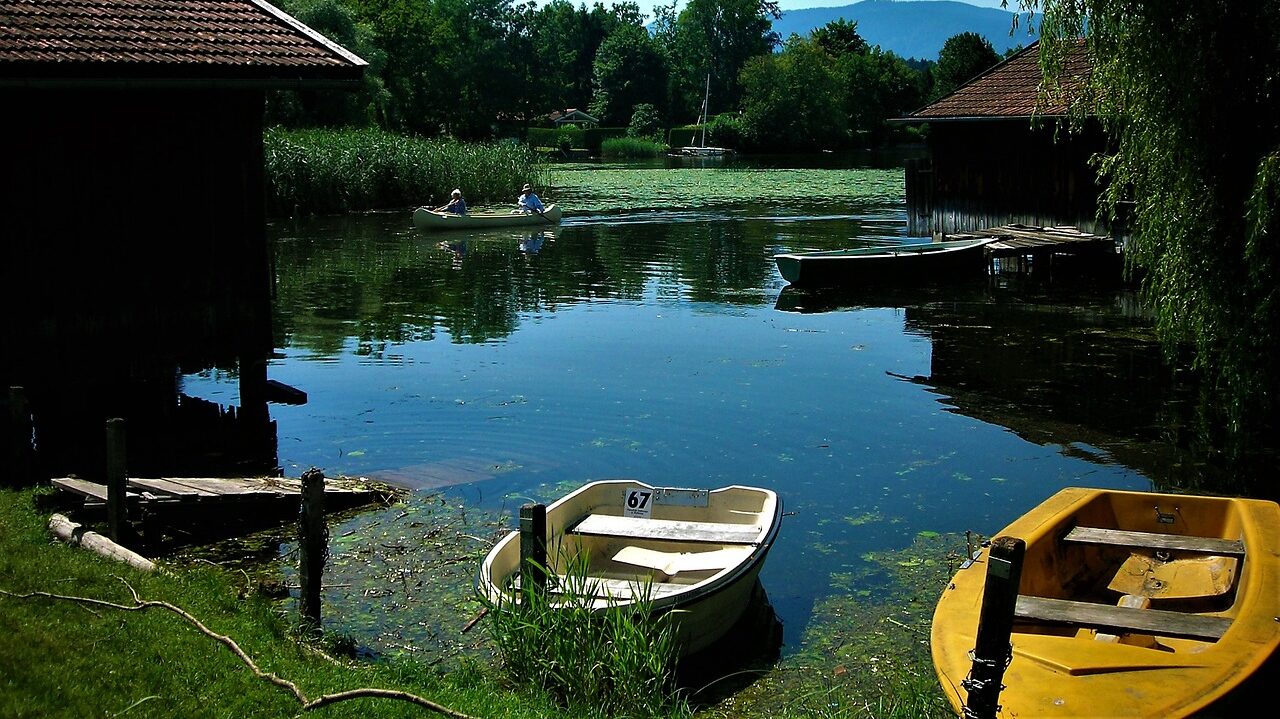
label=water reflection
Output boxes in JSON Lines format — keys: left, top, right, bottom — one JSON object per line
{"left": 176, "top": 163, "right": 1280, "bottom": 655}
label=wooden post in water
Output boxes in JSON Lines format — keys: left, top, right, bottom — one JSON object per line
{"left": 7, "top": 387, "right": 35, "bottom": 486}
{"left": 105, "top": 418, "right": 127, "bottom": 541}
{"left": 963, "top": 536, "right": 1025, "bottom": 719}
{"left": 519, "top": 503, "right": 547, "bottom": 600}
{"left": 299, "top": 467, "right": 327, "bottom": 632}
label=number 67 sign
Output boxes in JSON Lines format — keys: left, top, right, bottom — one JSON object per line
{"left": 623, "top": 488, "right": 654, "bottom": 518}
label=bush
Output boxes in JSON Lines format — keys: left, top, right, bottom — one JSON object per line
{"left": 526, "top": 127, "right": 628, "bottom": 153}
{"left": 600, "top": 137, "right": 666, "bottom": 158}
{"left": 627, "top": 103, "right": 663, "bottom": 140}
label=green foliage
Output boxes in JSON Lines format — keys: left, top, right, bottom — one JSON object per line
{"left": 1023, "top": 0, "right": 1280, "bottom": 440}
{"left": 601, "top": 137, "right": 666, "bottom": 158}
{"left": 266, "top": 0, "right": 389, "bottom": 127}
{"left": 739, "top": 37, "right": 849, "bottom": 150}
{"left": 929, "top": 31, "right": 1000, "bottom": 100}
{"left": 589, "top": 24, "right": 670, "bottom": 126}
{"left": 627, "top": 103, "right": 664, "bottom": 139}
{"left": 840, "top": 48, "right": 927, "bottom": 145}
{"left": 527, "top": 0, "right": 647, "bottom": 113}
{"left": 812, "top": 18, "right": 869, "bottom": 58}
{"left": 263, "top": 127, "right": 547, "bottom": 215}
{"left": 527, "top": 126, "right": 627, "bottom": 153}
{"left": 656, "top": 0, "right": 780, "bottom": 122}
{"left": 484, "top": 551, "right": 686, "bottom": 718}
{"left": 705, "top": 113, "right": 746, "bottom": 149}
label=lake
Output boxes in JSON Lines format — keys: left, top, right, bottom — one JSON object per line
{"left": 180, "top": 154, "right": 1236, "bottom": 664}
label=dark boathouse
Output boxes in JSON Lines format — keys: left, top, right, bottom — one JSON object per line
{"left": 0, "top": 0, "right": 364, "bottom": 483}
{"left": 897, "top": 41, "right": 1111, "bottom": 239}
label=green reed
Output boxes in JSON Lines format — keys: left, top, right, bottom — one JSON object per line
{"left": 484, "top": 550, "right": 687, "bottom": 718}
{"left": 264, "top": 127, "right": 549, "bottom": 216}
{"left": 600, "top": 137, "right": 667, "bottom": 159}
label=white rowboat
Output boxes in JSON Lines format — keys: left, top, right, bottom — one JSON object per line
{"left": 477, "top": 479, "right": 782, "bottom": 656}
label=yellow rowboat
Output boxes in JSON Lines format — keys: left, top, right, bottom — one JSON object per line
{"left": 932, "top": 487, "right": 1280, "bottom": 718}
{"left": 477, "top": 479, "right": 782, "bottom": 656}
{"left": 412, "top": 204, "right": 561, "bottom": 231}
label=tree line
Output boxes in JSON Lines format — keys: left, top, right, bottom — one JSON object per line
{"left": 268, "top": 0, "right": 1010, "bottom": 149}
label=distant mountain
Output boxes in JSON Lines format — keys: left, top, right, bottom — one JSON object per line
{"left": 772, "top": 0, "right": 1037, "bottom": 62}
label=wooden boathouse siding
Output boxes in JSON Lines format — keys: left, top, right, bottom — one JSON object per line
{"left": 0, "top": 1, "right": 365, "bottom": 482}
{"left": 897, "top": 41, "right": 1111, "bottom": 240}
{"left": 908, "top": 120, "right": 1108, "bottom": 238}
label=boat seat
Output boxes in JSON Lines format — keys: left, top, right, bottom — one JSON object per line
{"left": 1014, "top": 595, "right": 1232, "bottom": 641}
{"left": 1064, "top": 526, "right": 1245, "bottom": 557}
{"left": 514, "top": 574, "right": 686, "bottom": 601}
{"left": 569, "top": 513, "right": 761, "bottom": 544}
{"left": 611, "top": 545, "right": 752, "bottom": 577}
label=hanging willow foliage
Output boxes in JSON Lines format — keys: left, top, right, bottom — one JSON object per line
{"left": 1015, "top": 1, "right": 1280, "bottom": 445}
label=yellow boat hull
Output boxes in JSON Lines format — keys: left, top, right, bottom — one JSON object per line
{"left": 932, "top": 487, "right": 1280, "bottom": 718}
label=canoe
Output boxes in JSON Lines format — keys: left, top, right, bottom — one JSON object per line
{"left": 773, "top": 238, "right": 995, "bottom": 287}
{"left": 412, "top": 204, "right": 561, "bottom": 231}
{"left": 932, "top": 487, "right": 1280, "bottom": 718}
{"left": 477, "top": 479, "right": 782, "bottom": 656}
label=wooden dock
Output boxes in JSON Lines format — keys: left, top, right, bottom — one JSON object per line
{"left": 51, "top": 474, "right": 396, "bottom": 515}
{"left": 948, "top": 224, "right": 1120, "bottom": 271}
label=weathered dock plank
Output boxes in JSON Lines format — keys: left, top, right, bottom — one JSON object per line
{"left": 51, "top": 475, "right": 393, "bottom": 508}
{"left": 128, "top": 478, "right": 219, "bottom": 498}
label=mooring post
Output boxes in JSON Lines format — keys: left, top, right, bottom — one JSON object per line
{"left": 519, "top": 503, "right": 547, "bottom": 600}
{"left": 7, "top": 387, "right": 35, "bottom": 485}
{"left": 105, "top": 418, "right": 127, "bottom": 541}
{"left": 963, "top": 535, "right": 1026, "bottom": 719}
{"left": 299, "top": 467, "right": 327, "bottom": 632}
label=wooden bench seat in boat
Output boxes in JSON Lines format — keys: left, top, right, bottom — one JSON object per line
{"left": 611, "top": 545, "right": 752, "bottom": 577}
{"left": 569, "top": 514, "right": 761, "bottom": 544}
{"left": 1063, "top": 526, "right": 1245, "bottom": 557}
{"left": 1014, "top": 595, "right": 1232, "bottom": 641}
{"left": 514, "top": 574, "right": 687, "bottom": 600}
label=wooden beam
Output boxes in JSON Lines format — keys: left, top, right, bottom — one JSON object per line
{"left": 570, "top": 514, "right": 761, "bottom": 544}
{"left": 1015, "top": 596, "right": 1231, "bottom": 641}
{"left": 1064, "top": 527, "right": 1245, "bottom": 557}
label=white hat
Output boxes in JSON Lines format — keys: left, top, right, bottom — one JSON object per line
{"left": 451, "top": 188, "right": 461, "bottom": 197}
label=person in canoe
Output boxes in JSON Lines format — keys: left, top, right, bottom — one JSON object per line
{"left": 434, "top": 188, "right": 467, "bottom": 215}
{"left": 516, "top": 183, "right": 545, "bottom": 214}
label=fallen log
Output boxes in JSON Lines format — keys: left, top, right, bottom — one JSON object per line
{"left": 48, "top": 513, "right": 157, "bottom": 573}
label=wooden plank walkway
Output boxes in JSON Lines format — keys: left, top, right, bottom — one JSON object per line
{"left": 51, "top": 474, "right": 393, "bottom": 511}
{"left": 948, "top": 224, "right": 1118, "bottom": 260}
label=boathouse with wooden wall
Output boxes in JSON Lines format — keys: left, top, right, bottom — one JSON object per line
{"left": 896, "top": 41, "right": 1110, "bottom": 239}
{"left": 0, "top": 0, "right": 365, "bottom": 483}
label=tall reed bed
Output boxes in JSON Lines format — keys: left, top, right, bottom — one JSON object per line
{"left": 264, "top": 127, "right": 549, "bottom": 216}
{"left": 485, "top": 552, "right": 687, "bottom": 718}
{"left": 600, "top": 137, "right": 667, "bottom": 159}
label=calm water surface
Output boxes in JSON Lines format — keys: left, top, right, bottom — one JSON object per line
{"left": 185, "top": 156, "right": 1211, "bottom": 657}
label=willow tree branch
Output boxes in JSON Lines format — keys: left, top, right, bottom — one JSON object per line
{"left": 0, "top": 581, "right": 479, "bottom": 719}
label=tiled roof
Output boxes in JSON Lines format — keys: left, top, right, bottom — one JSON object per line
{"left": 0, "top": 0, "right": 365, "bottom": 83}
{"left": 905, "top": 40, "right": 1090, "bottom": 121}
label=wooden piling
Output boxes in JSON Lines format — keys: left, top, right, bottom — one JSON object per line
{"left": 105, "top": 418, "right": 127, "bottom": 541}
{"left": 963, "top": 535, "right": 1025, "bottom": 719}
{"left": 519, "top": 503, "right": 547, "bottom": 600}
{"left": 298, "top": 467, "right": 327, "bottom": 631}
{"left": 7, "top": 386, "right": 35, "bottom": 486}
